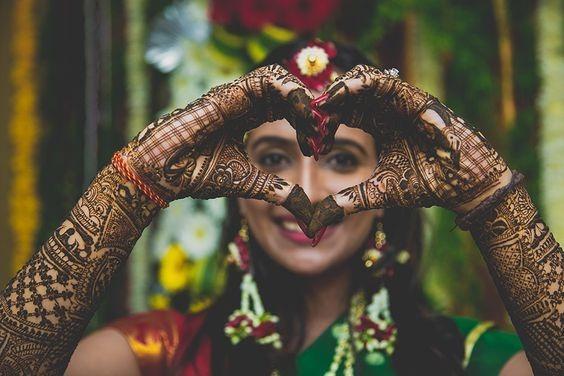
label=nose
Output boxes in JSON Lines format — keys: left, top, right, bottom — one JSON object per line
{"left": 295, "top": 157, "right": 328, "bottom": 204}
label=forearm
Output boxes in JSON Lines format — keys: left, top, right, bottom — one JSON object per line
{"left": 470, "top": 183, "right": 562, "bottom": 374}
{"left": 0, "top": 164, "right": 159, "bottom": 375}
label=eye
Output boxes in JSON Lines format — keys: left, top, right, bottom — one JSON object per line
{"left": 256, "top": 152, "right": 291, "bottom": 171}
{"left": 325, "top": 151, "right": 359, "bottom": 172}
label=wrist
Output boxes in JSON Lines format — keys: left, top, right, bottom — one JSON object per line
{"left": 111, "top": 152, "right": 170, "bottom": 208}
{"left": 454, "top": 170, "right": 525, "bottom": 231}
{"left": 453, "top": 169, "right": 513, "bottom": 214}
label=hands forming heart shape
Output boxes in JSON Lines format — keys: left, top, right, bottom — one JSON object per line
{"left": 118, "top": 64, "right": 510, "bottom": 246}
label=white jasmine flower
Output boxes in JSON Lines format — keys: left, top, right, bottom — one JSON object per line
{"left": 178, "top": 212, "right": 221, "bottom": 260}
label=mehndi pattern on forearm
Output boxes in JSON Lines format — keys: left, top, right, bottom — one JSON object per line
{"left": 470, "top": 184, "right": 563, "bottom": 374}
{"left": 0, "top": 165, "right": 158, "bottom": 375}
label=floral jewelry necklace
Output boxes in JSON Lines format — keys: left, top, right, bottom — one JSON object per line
{"left": 324, "top": 288, "right": 397, "bottom": 376}
{"left": 271, "top": 287, "right": 397, "bottom": 376}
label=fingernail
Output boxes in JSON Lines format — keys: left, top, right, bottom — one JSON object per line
{"left": 311, "top": 226, "right": 327, "bottom": 247}
{"left": 297, "top": 220, "right": 311, "bottom": 237}
{"left": 308, "top": 137, "right": 320, "bottom": 160}
{"left": 310, "top": 93, "right": 330, "bottom": 109}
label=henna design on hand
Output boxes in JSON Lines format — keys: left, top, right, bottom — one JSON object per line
{"left": 120, "top": 64, "right": 315, "bottom": 205}
{"left": 0, "top": 165, "right": 159, "bottom": 374}
{"left": 309, "top": 64, "right": 509, "bottom": 231}
{"left": 186, "top": 133, "right": 312, "bottom": 221}
{"left": 310, "top": 65, "right": 562, "bottom": 372}
{"left": 470, "top": 184, "right": 563, "bottom": 374}
{"left": 0, "top": 66, "right": 318, "bottom": 374}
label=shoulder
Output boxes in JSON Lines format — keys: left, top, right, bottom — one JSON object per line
{"left": 107, "top": 309, "right": 210, "bottom": 375}
{"left": 451, "top": 316, "right": 524, "bottom": 375}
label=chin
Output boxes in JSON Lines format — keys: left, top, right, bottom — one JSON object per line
{"left": 249, "top": 214, "right": 365, "bottom": 277}
{"left": 274, "top": 247, "right": 336, "bottom": 276}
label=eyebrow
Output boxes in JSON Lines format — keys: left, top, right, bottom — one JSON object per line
{"left": 249, "top": 135, "right": 368, "bottom": 156}
{"left": 249, "top": 136, "right": 295, "bottom": 154}
{"left": 333, "top": 138, "right": 368, "bottom": 156}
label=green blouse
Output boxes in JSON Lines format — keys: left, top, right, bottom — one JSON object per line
{"left": 295, "top": 316, "right": 523, "bottom": 375}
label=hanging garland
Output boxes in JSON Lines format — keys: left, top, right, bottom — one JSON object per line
{"left": 9, "top": 0, "right": 40, "bottom": 273}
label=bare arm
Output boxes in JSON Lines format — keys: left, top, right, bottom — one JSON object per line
{"left": 501, "top": 351, "right": 534, "bottom": 376}
{"left": 65, "top": 329, "right": 141, "bottom": 376}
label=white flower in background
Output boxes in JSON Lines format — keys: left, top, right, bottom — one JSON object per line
{"left": 178, "top": 212, "right": 221, "bottom": 260}
{"left": 203, "top": 198, "right": 227, "bottom": 221}
{"left": 153, "top": 199, "right": 196, "bottom": 260}
{"left": 145, "top": 0, "right": 210, "bottom": 73}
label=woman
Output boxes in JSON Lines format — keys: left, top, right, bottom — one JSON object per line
{"left": 0, "top": 40, "right": 560, "bottom": 375}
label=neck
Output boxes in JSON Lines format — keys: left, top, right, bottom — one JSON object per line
{"left": 300, "top": 263, "right": 353, "bottom": 350}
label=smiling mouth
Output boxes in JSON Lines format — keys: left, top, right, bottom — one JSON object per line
{"left": 280, "top": 220, "right": 302, "bottom": 232}
{"left": 273, "top": 216, "right": 337, "bottom": 246}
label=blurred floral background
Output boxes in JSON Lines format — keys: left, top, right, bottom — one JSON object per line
{"left": 0, "top": 0, "right": 562, "bottom": 331}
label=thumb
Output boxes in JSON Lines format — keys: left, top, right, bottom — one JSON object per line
{"left": 189, "top": 138, "right": 314, "bottom": 228}
{"left": 308, "top": 173, "right": 388, "bottom": 234}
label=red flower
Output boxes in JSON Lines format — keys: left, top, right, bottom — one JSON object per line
{"left": 209, "top": 0, "right": 240, "bottom": 25}
{"left": 356, "top": 316, "right": 395, "bottom": 341}
{"left": 279, "top": 0, "right": 341, "bottom": 32}
{"left": 234, "top": 236, "right": 250, "bottom": 272}
{"left": 226, "top": 313, "right": 252, "bottom": 329}
{"left": 239, "top": 0, "right": 278, "bottom": 30}
{"left": 285, "top": 40, "right": 337, "bottom": 91}
{"left": 251, "top": 320, "right": 277, "bottom": 338}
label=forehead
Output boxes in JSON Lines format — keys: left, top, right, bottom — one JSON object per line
{"left": 245, "top": 119, "right": 375, "bottom": 149}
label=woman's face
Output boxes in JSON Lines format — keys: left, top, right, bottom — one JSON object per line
{"left": 238, "top": 118, "right": 381, "bottom": 276}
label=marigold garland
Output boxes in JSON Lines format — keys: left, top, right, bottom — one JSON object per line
{"left": 9, "top": 0, "right": 40, "bottom": 273}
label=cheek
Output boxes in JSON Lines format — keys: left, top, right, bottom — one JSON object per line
{"left": 334, "top": 211, "right": 376, "bottom": 257}
{"left": 238, "top": 198, "right": 271, "bottom": 228}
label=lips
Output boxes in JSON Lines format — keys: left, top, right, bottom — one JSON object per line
{"left": 273, "top": 215, "right": 337, "bottom": 246}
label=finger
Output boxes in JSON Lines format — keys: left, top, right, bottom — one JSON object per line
{"left": 286, "top": 88, "right": 316, "bottom": 157}
{"left": 189, "top": 138, "right": 314, "bottom": 230}
{"left": 307, "top": 196, "right": 345, "bottom": 238}
{"left": 268, "top": 66, "right": 318, "bottom": 157}
{"left": 308, "top": 169, "right": 392, "bottom": 234}
{"left": 319, "top": 114, "right": 341, "bottom": 155}
{"left": 318, "top": 80, "right": 349, "bottom": 113}
{"left": 321, "top": 65, "right": 462, "bottom": 161}
{"left": 416, "top": 102, "right": 462, "bottom": 166}
{"left": 282, "top": 185, "right": 315, "bottom": 237}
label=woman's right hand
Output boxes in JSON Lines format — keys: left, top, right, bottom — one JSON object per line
{"left": 117, "top": 64, "right": 315, "bottom": 223}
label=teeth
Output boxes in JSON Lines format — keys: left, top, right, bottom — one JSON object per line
{"left": 281, "top": 221, "right": 301, "bottom": 232}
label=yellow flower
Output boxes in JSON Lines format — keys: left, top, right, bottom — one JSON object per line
{"left": 149, "top": 294, "right": 171, "bottom": 310}
{"left": 189, "top": 297, "right": 214, "bottom": 313}
{"left": 159, "top": 244, "right": 191, "bottom": 292}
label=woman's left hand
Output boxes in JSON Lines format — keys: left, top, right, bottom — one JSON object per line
{"left": 308, "top": 64, "right": 512, "bottom": 231}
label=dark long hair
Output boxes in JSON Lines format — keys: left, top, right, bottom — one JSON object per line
{"left": 176, "top": 40, "right": 465, "bottom": 375}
